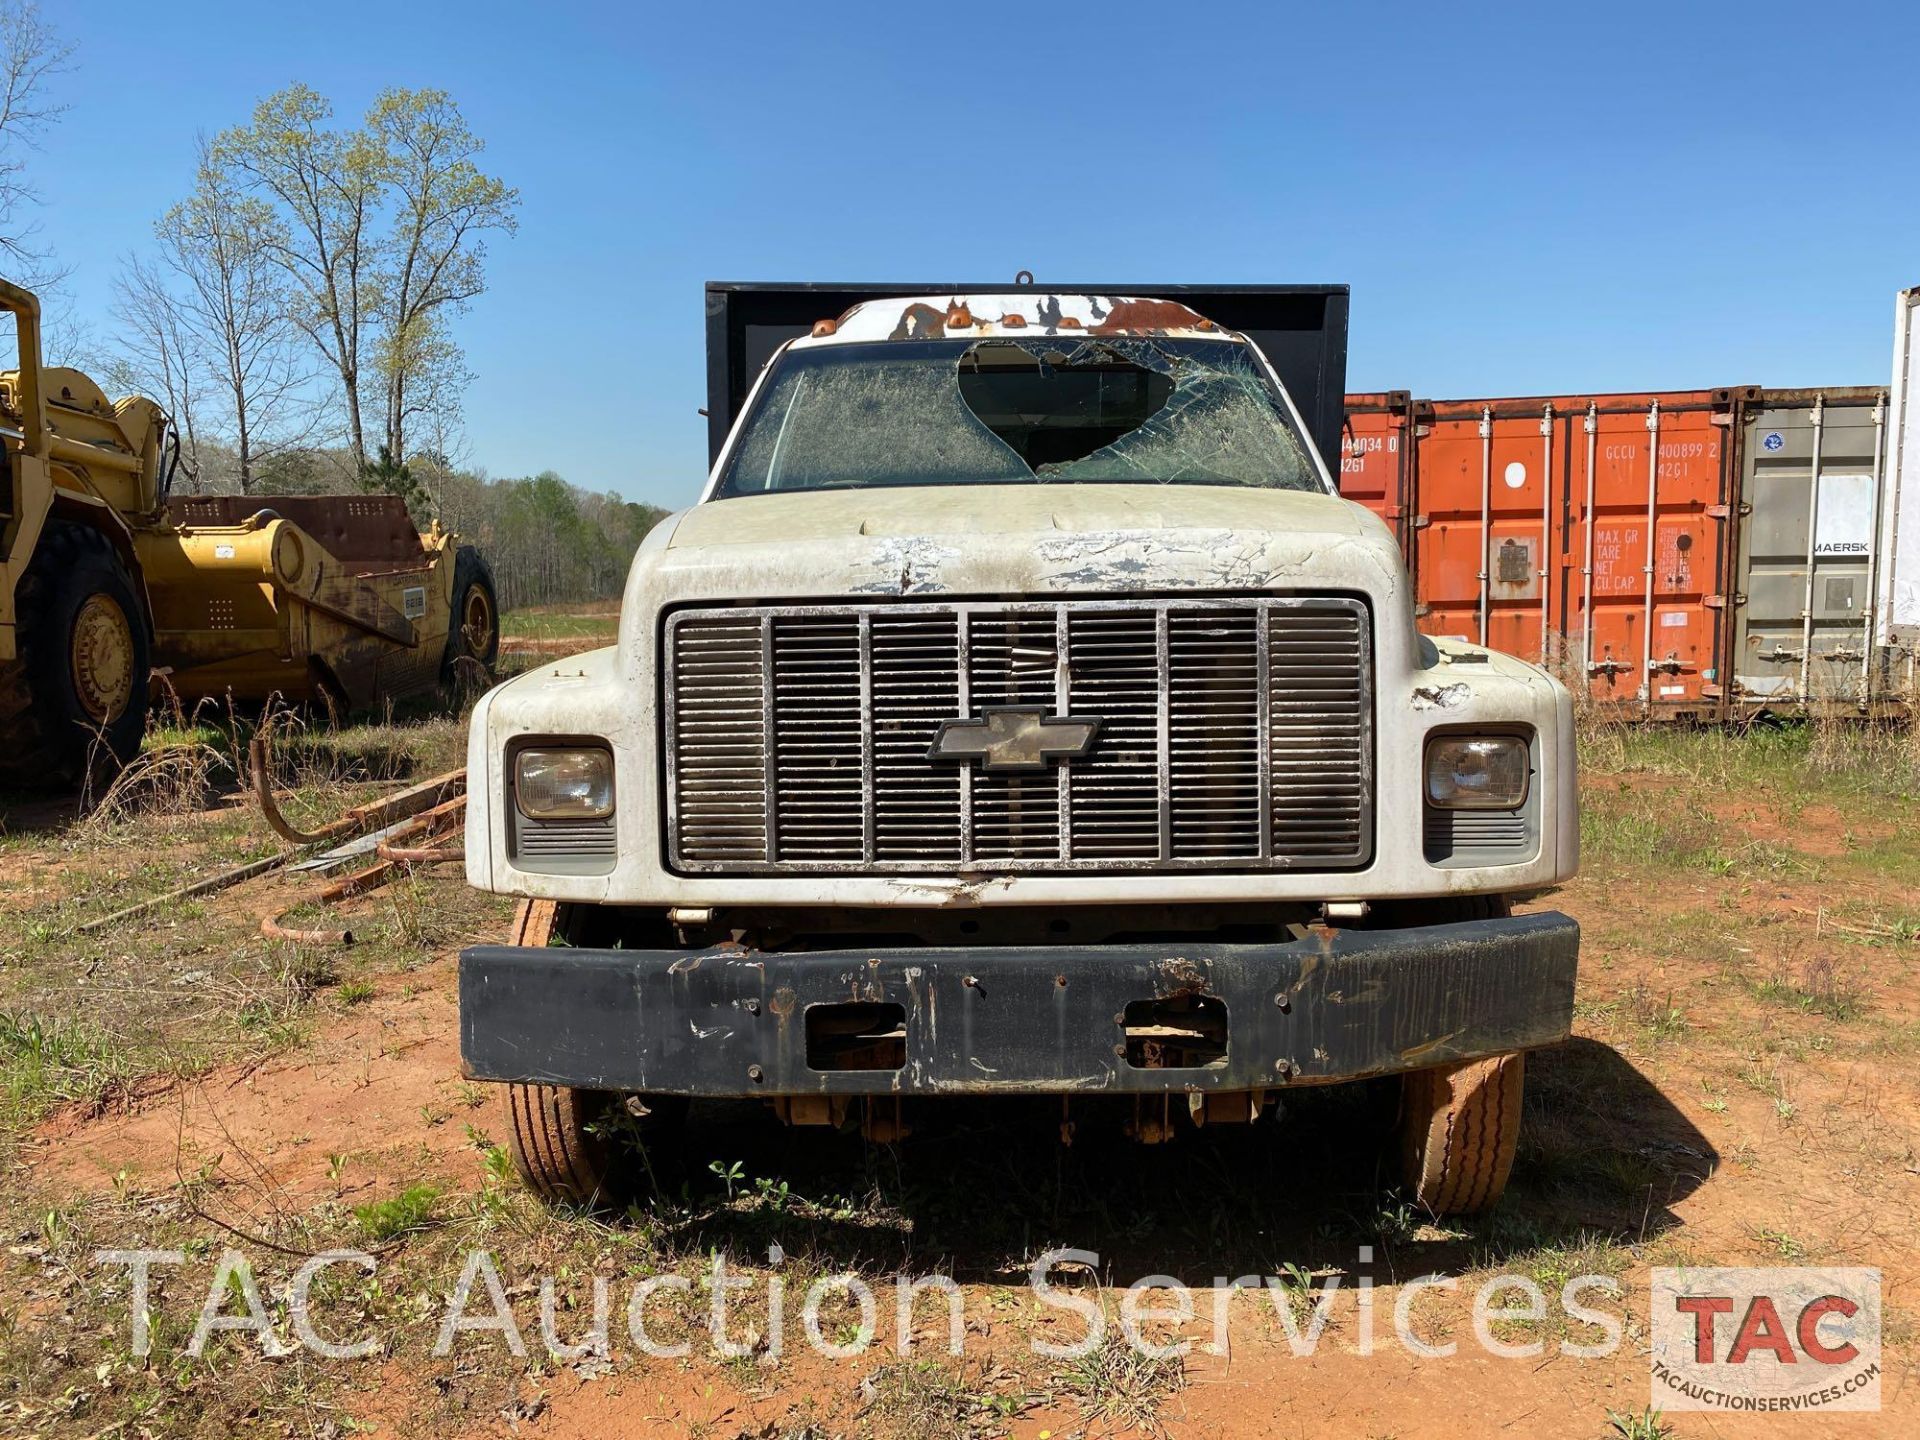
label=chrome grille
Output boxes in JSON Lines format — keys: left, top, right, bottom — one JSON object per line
{"left": 668, "top": 616, "right": 766, "bottom": 860}
{"left": 666, "top": 598, "right": 1371, "bottom": 873}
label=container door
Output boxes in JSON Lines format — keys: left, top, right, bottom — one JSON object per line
{"left": 1338, "top": 393, "right": 1413, "bottom": 556}
{"left": 1881, "top": 291, "right": 1920, "bottom": 686}
{"left": 1733, "top": 391, "right": 1886, "bottom": 707}
{"left": 1413, "top": 403, "right": 1557, "bottom": 661}
{"left": 1565, "top": 396, "right": 1730, "bottom": 714}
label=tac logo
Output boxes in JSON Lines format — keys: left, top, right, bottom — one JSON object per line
{"left": 1650, "top": 1267, "right": 1881, "bottom": 1412}
{"left": 1763, "top": 430, "right": 1786, "bottom": 451}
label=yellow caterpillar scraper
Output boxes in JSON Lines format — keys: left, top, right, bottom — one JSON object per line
{"left": 0, "top": 277, "right": 499, "bottom": 790}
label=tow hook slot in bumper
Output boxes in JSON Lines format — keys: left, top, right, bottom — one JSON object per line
{"left": 459, "top": 912, "right": 1579, "bottom": 1097}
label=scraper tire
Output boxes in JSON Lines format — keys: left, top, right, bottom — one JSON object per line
{"left": 0, "top": 520, "right": 150, "bottom": 792}
{"left": 1399, "top": 1052, "right": 1525, "bottom": 1216}
{"left": 441, "top": 544, "right": 499, "bottom": 682}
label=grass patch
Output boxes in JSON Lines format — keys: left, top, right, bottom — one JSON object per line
{"left": 1058, "top": 1327, "right": 1186, "bottom": 1433}
{"left": 1606, "top": 1408, "right": 1675, "bottom": 1440}
{"left": 1749, "top": 956, "right": 1866, "bottom": 1022}
{"left": 1624, "top": 984, "right": 1690, "bottom": 1043}
{"left": 354, "top": 1183, "right": 442, "bottom": 1242}
{"left": 1582, "top": 719, "right": 1920, "bottom": 803}
{"left": 861, "top": 1360, "right": 1028, "bottom": 1438}
{"left": 0, "top": 1010, "right": 127, "bottom": 1123}
{"left": 500, "top": 606, "right": 620, "bottom": 641}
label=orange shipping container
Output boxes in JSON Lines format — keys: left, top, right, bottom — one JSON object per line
{"left": 1340, "top": 389, "right": 1744, "bottom": 718}
{"left": 1337, "top": 392, "right": 1414, "bottom": 556}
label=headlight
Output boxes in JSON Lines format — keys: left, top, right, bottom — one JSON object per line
{"left": 1425, "top": 736, "right": 1529, "bottom": 810}
{"left": 515, "top": 747, "right": 614, "bottom": 819}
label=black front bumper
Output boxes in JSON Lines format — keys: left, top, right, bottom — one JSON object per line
{"left": 459, "top": 912, "right": 1578, "bottom": 1097}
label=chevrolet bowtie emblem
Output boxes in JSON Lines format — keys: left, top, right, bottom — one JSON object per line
{"left": 928, "top": 706, "right": 1101, "bottom": 772}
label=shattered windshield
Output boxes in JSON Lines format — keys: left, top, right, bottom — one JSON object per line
{"left": 714, "top": 337, "right": 1325, "bottom": 496}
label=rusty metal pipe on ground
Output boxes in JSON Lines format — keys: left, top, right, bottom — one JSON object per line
{"left": 261, "top": 909, "right": 355, "bottom": 947}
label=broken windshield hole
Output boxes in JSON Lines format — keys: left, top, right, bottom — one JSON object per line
{"left": 957, "top": 341, "right": 1173, "bottom": 469}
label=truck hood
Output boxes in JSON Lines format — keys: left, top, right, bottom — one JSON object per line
{"left": 669, "top": 484, "right": 1371, "bottom": 546}
{"left": 644, "top": 483, "right": 1403, "bottom": 603}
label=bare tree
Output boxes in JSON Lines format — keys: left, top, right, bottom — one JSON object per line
{"left": 367, "top": 88, "right": 517, "bottom": 465}
{"left": 380, "top": 307, "right": 473, "bottom": 471}
{"left": 198, "top": 84, "right": 516, "bottom": 480}
{"left": 0, "top": 1, "right": 71, "bottom": 282}
{"left": 155, "top": 139, "right": 315, "bottom": 493}
{"left": 109, "top": 252, "right": 208, "bottom": 491}
{"left": 214, "top": 85, "right": 383, "bottom": 475}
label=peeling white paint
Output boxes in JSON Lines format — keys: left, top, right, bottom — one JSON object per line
{"left": 1412, "top": 683, "right": 1472, "bottom": 710}
{"left": 848, "top": 535, "right": 961, "bottom": 595}
{"left": 1032, "top": 529, "right": 1316, "bottom": 592}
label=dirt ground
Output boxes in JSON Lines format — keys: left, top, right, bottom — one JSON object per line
{"left": 2, "top": 717, "right": 1917, "bottom": 1439}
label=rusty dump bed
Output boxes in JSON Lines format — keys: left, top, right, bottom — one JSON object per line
{"left": 167, "top": 495, "right": 432, "bottom": 576}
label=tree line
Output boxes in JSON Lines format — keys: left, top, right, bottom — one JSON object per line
{"left": 230, "top": 440, "right": 670, "bottom": 611}
{"left": 432, "top": 466, "right": 668, "bottom": 611}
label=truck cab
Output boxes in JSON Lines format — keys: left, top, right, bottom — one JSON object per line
{"left": 460, "top": 287, "right": 1580, "bottom": 1215}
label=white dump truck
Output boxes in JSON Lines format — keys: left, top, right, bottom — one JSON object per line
{"left": 459, "top": 283, "right": 1580, "bottom": 1216}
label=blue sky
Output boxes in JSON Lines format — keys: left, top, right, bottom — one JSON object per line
{"left": 34, "top": 1, "right": 1920, "bottom": 508}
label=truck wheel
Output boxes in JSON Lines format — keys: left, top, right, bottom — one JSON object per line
{"left": 440, "top": 545, "right": 499, "bottom": 681}
{"left": 0, "top": 521, "right": 150, "bottom": 789}
{"left": 502, "top": 1082, "right": 628, "bottom": 1205}
{"left": 495, "top": 901, "right": 686, "bottom": 1207}
{"left": 1399, "top": 1052, "right": 1525, "bottom": 1215}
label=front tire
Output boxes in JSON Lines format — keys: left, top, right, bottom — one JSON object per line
{"left": 493, "top": 901, "right": 686, "bottom": 1207}
{"left": 502, "top": 1082, "right": 629, "bottom": 1206}
{"left": 1399, "top": 1052, "right": 1525, "bottom": 1215}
